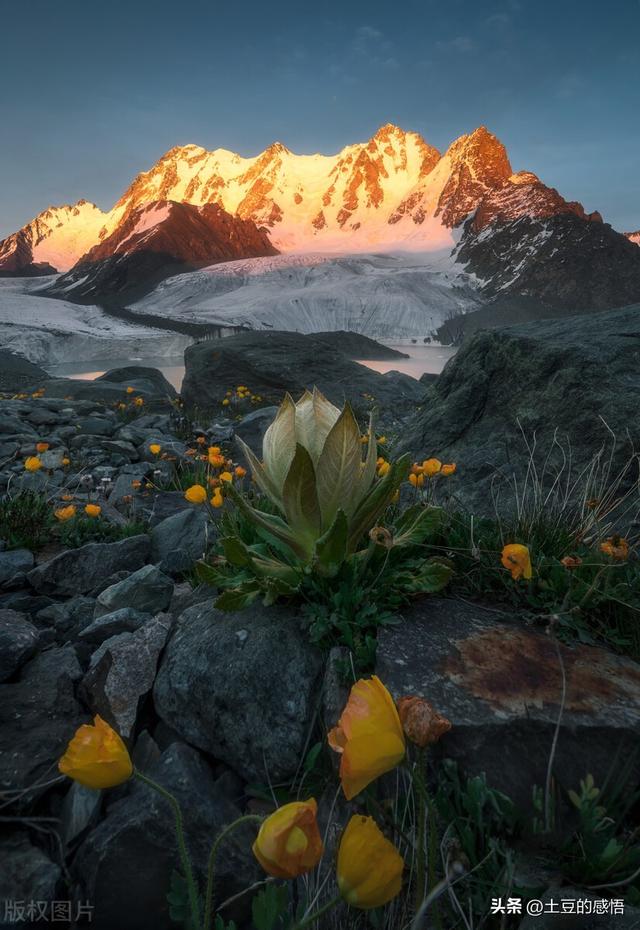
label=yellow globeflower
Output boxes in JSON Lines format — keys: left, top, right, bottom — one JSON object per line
{"left": 149, "top": 443, "right": 161, "bottom": 455}
{"left": 408, "top": 473, "right": 424, "bottom": 488}
{"left": 422, "top": 458, "right": 442, "bottom": 477}
{"left": 219, "top": 471, "right": 233, "bottom": 483}
{"left": 501, "top": 543, "right": 533, "bottom": 580}
{"left": 210, "top": 490, "right": 224, "bottom": 508}
{"left": 59, "top": 715, "right": 133, "bottom": 789}
{"left": 377, "top": 460, "right": 391, "bottom": 477}
{"left": 36, "top": 442, "right": 49, "bottom": 453}
{"left": 55, "top": 505, "right": 76, "bottom": 522}
{"left": 600, "top": 535, "right": 630, "bottom": 560}
{"left": 222, "top": 398, "right": 230, "bottom": 406}
{"left": 126, "top": 386, "right": 134, "bottom": 394}
{"left": 337, "top": 815, "right": 404, "bottom": 909}
{"left": 184, "top": 484, "right": 208, "bottom": 504}
{"left": 85, "top": 504, "right": 101, "bottom": 518}
{"left": 134, "top": 397, "right": 144, "bottom": 407}
{"left": 24, "top": 456, "right": 42, "bottom": 472}
{"left": 62, "top": 457, "right": 71, "bottom": 467}
{"left": 328, "top": 676, "right": 405, "bottom": 800}
{"left": 252, "top": 799, "right": 324, "bottom": 879}
{"left": 441, "top": 463, "right": 457, "bottom": 476}
{"left": 234, "top": 465, "right": 247, "bottom": 478}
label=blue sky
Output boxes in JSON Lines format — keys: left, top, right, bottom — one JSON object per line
{"left": 1, "top": 0, "right": 638, "bottom": 237}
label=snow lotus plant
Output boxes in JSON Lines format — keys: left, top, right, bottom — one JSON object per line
{"left": 198, "top": 388, "right": 446, "bottom": 610}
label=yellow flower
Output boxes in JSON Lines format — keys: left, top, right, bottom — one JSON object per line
{"left": 600, "top": 536, "right": 629, "bottom": 560}
{"left": 441, "top": 463, "right": 457, "bottom": 476}
{"left": 210, "top": 490, "right": 224, "bottom": 508}
{"left": 55, "top": 505, "right": 76, "bottom": 522}
{"left": 328, "top": 676, "right": 405, "bottom": 800}
{"left": 377, "top": 460, "right": 391, "bottom": 477}
{"left": 131, "top": 479, "right": 142, "bottom": 490}
{"left": 409, "top": 473, "right": 424, "bottom": 488}
{"left": 149, "top": 443, "right": 161, "bottom": 455}
{"left": 134, "top": 397, "right": 144, "bottom": 407}
{"left": 24, "top": 456, "right": 42, "bottom": 472}
{"left": 337, "top": 815, "right": 404, "bottom": 909}
{"left": 252, "top": 799, "right": 324, "bottom": 879}
{"left": 410, "top": 463, "right": 424, "bottom": 475}
{"left": 36, "top": 442, "right": 49, "bottom": 453}
{"left": 501, "top": 543, "right": 532, "bottom": 580}
{"left": 61, "top": 493, "right": 74, "bottom": 502}
{"left": 219, "top": 471, "right": 233, "bottom": 483}
{"left": 422, "top": 458, "right": 442, "bottom": 477}
{"left": 58, "top": 714, "right": 133, "bottom": 789}
{"left": 235, "top": 465, "right": 247, "bottom": 478}
{"left": 126, "top": 386, "right": 134, "bottom": 394}
{"left": 222, "top": 398, "right": 230, "bottom": 406}
{"left": 208, "top": 450, "right": 225, "bottom": 468}
{"left": 184, "top": 484, "right": 208, "bottom": 504}
{"left": 377, "top": 436, "right": 387, "bottom": 445}
{"left": 62, "top": 457, "right": 71, "bottom": 467}
{"left": 117, "top": 402, "right": 126, "bottom": 410}
{"left": 85, "top": 504, "right": 101, "bottom": 518}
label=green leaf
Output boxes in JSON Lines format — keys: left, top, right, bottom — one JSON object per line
{"left": 315, "top": 402, "right": 363, "bottom": 524}
{"left": 235, "top": 434, "right": 282, "bottom": 508}
{"left": 214, "top": 585, "right": 260, "bottom": 611}
{"left": 225, "top": 483, "right": 309, "bottom": 560}
{"left": 252, "top": 883, "right": 288, "bottom": 930}
{"left": 195, "top": 560, "right": 229, "bottom": 588}
{"left": 221, "top": 536, "right": 251, "bottom": 566}
{"left": 303, "top": 741, "right": 323, "bottom": 774}
{"left": 313, "top": 508, "right": 348, "bottom": 576}
{"left": 408, "top": 559, "right": 454, "bottom": 594}
{"left": 393, "top": 505, "right": 444, "bottom": 548}
{"left": 281, "top": 444, "right": 322, "bottom": 549}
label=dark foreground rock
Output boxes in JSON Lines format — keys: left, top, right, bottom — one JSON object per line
{"left": 27, "top": 536, "right": 150, "bottom": 596}
{"left": 376, "top": 598, "right": 640, "bottom": 810}
{"left": 74, "top": 742, "right": 260, "bottom": 930}
{"left": 154, "top": 601, "right": 323, "bottom": 782}
{"left": 400, "top": 304, "right": 640, "bottom": 513}
{"left": 181, "top": 330, "right": 424, "bottom": 418}
{"left": 0, "top": 831, "right": 61, "bottom": 912}
{"left": 0, "top": 609, "right": 39, "bottom": 681}
{"left": 0, "top": 646, "right": 83, "bottom": 799}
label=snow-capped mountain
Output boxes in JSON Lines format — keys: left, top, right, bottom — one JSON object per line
{"left": 0, "top": 201, "right": 107, "bottom": 276}
{"left": 51, "top": 200, "right": 277, "bottom": 301}
{"left": 2, "top": 123, "right": 640, "bottom": 312}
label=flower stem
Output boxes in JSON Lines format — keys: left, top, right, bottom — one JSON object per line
{"left": 203, "top": 814, "right": 263, "bottom": 930}
{"left": 414, "top": 748, "right": 427, "bottom": 911}
{"left": 134, "top": 770, "right": 201, "bottom": 930}
{"left": 291, "top": 894, "right": 342, "bottom": 930}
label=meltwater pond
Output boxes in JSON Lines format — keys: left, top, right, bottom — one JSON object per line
{"left": 47, "top": 344, "right": 457, "bottom": 391}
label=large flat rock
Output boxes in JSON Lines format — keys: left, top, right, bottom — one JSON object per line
{"left": 376, "top": 598, "right": 640, "bottom": 809}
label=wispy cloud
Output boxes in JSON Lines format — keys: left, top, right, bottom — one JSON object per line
{"left": 436, "top": 35, "right": 475, "bottom": 53}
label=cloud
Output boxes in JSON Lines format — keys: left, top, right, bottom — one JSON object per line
{"left": 436, "top": 35, "right": 475, "bottom": 53}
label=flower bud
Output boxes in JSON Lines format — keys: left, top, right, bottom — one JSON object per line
{"left": 396, "top": 696, "right": 451, "bottom": 748}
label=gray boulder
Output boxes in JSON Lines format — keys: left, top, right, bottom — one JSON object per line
{"left": 0, "top": 349, "right": 50, "bottom": 392}
{"left": 96, "top": 366, "right": 178, "bottom": 400}
{"left": 182, "top": 330, "right": 422, "bottom": 420}
{"left": 234, "top": 406, "right": 278, "bottom": 455}
{"left": 0, "top": 609, "right": 40, "bottom": 681}
{"left": 27, "top": 535, "right": 150, "bottom": 596}
{"left": 94, "top": 565, "right": 174, "bottom": 618}
{"left": 154, "top": 601, "right": 323, "bottom": 782}
{"left": 0, "top": 831, "right": 61, "bottom": 910}
{"left": 0, "top": 548, "right": 34, "bottom": 586}
{"left": 399, "top": 305, "right": 640, "bottom": 514}
{"left": 376, "top": 598, "right": 640, "bottom": 810}
{"left": 0, "top": 646, "right": 83, "bottom": 800}
{"left": 73, "top": 742, "right": 260, "bottom": 930}
{"left": 150, "top": 508, "right": 210, "bottom": 575}
{"left": 81, "top": 614, "right": 173, "bottom": 737}
{"left": 79, "top": 608, "right": 153, "bottom": 645}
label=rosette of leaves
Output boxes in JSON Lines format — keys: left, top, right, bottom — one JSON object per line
{"left": 197, "top": 389, "right": 451, "bottom": 610}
